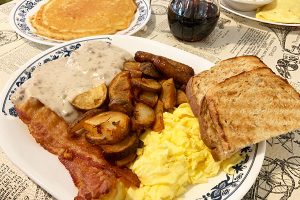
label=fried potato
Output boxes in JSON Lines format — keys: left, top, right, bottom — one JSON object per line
{"left": 153, "top": 56, "right": 194, "bottom": 84}
{"left": 71, "top": 84, "right": 107, "bottom": 110}
{"left": 131, "top": 119, "right": 141, "bottom": 135}
{"left": 131, "top": 78, "right": 161, "bottom": 93}
{"left": 159, "top": 79, "right": 166, "bottom": 85}
{"left": 132, "top": 87, "right": 142, "bottom": 100}
{"left": 115, "top": 152, "right": 137, "bottom": 167}
{"left": 68, "top": 109, "right": 105, "bottom": 137}
{"left": 152, "top": 100, "right": 164, "bottom": 132}
{"left": 138, "top": 91, "right": 158, "bottom": 108}
{"left": 123, "top": 61, "right": 143, "bottom": 78}
{"left": 84, "top": 111, "right": 130, "bottom": 145}
{"left": 140, "top": 62, "right": 161, "bottom": 79}
{"left": 100, "top": 133, "right": 139, "bottom": 160}
{"left": 176, "top": 89, "right": 188, "bottom": 106}
{"left": 160, "top": 78, "right": 176, "bottom": 111}
{"left": 123, "top": 61, "right": 141, "bottom": 71}
{"left": 133, "top": 103, "right": 155, "bottom": 129}
{"left": 129, "top": 70, "right": 143, "bottom": 78}
{"left": 108, "top": 71, "right": 133, "bottom": 115}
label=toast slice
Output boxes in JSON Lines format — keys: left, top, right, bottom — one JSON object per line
{"left": 199, "top": 67, "right": 300, "bottom": 161}
{"left": 186, "top": 56, "right": 267, "bottom": 118}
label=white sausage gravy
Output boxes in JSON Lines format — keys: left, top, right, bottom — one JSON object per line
{"left": 11, "top": 41, "right": 132, "bottom": 123}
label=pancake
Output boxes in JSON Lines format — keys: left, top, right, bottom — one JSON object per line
{"left": 256, "top": 0, "right": 300, "bottom": 24}
{"left": 30, "top": 0, "right": 137, "bottom": 40}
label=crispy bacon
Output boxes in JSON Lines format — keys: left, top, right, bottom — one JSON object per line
{"left": 59, "top": 151, "right": 116, "bottom": 200}
{"left": 15, "top": 98, "right": 140, "bottom": 200}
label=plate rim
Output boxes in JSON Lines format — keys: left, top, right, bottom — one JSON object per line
{"left": 220, "top": 0, "right": 300, "bottom": 27}
{"left": 9, "top": 0, "right": 151, "bottom": 46}
{"left": 0, "top": 35, "right": 266, "bottom": 200}
{"left": 228, "top": 141, "right": 266, "bottom": 200}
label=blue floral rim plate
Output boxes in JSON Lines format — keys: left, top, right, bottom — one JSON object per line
{"left": 9, "top": 0, "right": 151, "bottom": 46}
{"left": 0, "top": 35, "right": 266, "bottom": 200}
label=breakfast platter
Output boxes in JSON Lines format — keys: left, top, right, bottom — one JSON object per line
{"left": 220, "top": 0, "right": 300, "bottom": 27}
{"left": 0, "top": 35, "right": 266, "bottom": 200}
{"left": 9, "top": 0, "right": 151, "bottom": 46}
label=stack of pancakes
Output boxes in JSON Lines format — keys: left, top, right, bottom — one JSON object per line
{"left": 30, "top": 0, "right": 137, "bottom": 40}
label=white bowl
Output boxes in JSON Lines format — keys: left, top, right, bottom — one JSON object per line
{"left": 223, "top": 0, "right": 273, "bottom": 11}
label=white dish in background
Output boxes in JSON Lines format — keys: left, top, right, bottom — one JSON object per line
{"left": 221, "top": 0, "right": 300, "bottom": 26}
{"left": 223, "top": 0, "right": 273, "bottom": 11}
{"left": 0, "top": 35, "right": 266, "bottom": 200}
{"left": 9, "top": 0, "right": 151, "bottom": 46}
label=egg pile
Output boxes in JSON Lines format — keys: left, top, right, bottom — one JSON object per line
{"left": 256, "top": 0, "right": 300, "bottom": 23}
{"left": 125, "top": 103, "right": 242, "bottom": 200}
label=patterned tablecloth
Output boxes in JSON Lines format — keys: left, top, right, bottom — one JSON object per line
{"left": 0, "top": 0, "right": 300, "bottom": 199}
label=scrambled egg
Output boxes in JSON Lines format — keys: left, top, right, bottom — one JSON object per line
{"left": 125, "top": 103, "right": 242, "bottom": 200}
{"left": 256, "top": 0, "right": 300, "bottom": 23}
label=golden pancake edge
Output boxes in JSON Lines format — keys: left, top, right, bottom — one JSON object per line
{"left": 30, "top": 0, "right": 137, "bottom": 41}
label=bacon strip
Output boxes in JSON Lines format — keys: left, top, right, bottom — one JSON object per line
{"left": 59, "top": 151, "right": 116, "bottom": 200}
{"left": 15, "top": 98, "right": 140, "bottom": 200}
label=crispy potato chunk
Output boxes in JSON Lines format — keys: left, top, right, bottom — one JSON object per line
{"left": 128, "top": 70, "right": 143, "bottom": 78}
{"left": 68, "top": 109, "right": 104, "bottom": 137}
{"left": 84, "top": 111, "right": 130, "bottom": 145}
{"left": 176, "top": 89, "right": 188, "bottom": 106}
{"left": 152, "top": 100, "right": 164, "bottom": 132}
{"left": 108, "top": 71, "right": 133, "bottom": 115}
{"left": 123, "top": 61, "right": 142, "bottom": 78}
{"left": 71, "top": 84, "right": 107, "bottom": 110}
{"left": 160, "top": 78, "right": 176, "bottom": 111}
{"left": 100, "top": 133, "right": 139, "bottom": 160}
{"left": 124, "top": 58, "right": 161, "bottom": 79}
{"left": 123, "top": 61, "right": 141, "bottom": 71}
{"left": 140, "top": 62, "right": 161, "bottom": 79}
{"left": 133, "top": 103, "right": 155, "bottom": 129}
{"left": 138, "top": 91, "right": 158, "bottom": 108}
{"left": 132, "top": 87, "right": 141, "bottom": 100}
{"left": 131, "top": 78, "right": 161, "bottom": 93}
{"left": 115, "top": 152, "right": 137, "bottom": 167}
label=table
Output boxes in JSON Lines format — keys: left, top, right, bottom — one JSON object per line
{"left": 0, "top": 0, "right": 300, "bottom": 199}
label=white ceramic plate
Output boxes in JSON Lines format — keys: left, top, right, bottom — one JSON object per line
{"left": 221, "top": 0, "right": 300, "bottom": 27}
{"left": 9, "top": 0, "right": 151, "bottom": 46}
{"left": 0, "top": 35, "right": 266, "bottom": 200}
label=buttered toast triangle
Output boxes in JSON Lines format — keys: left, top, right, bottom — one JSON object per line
{"left": 186, "top": 56, "right": 267, "bottom": 118}
{"left": 199, "top": 67, "right": 300, "bottom": 161}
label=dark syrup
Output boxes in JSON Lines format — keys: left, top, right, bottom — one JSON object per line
{"left": 168, "top": 1, "right": 220, "bottom": 42}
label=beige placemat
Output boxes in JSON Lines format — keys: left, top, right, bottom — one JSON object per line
{"left": 0, "top": 0, "right": 300, "bottom": 199}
